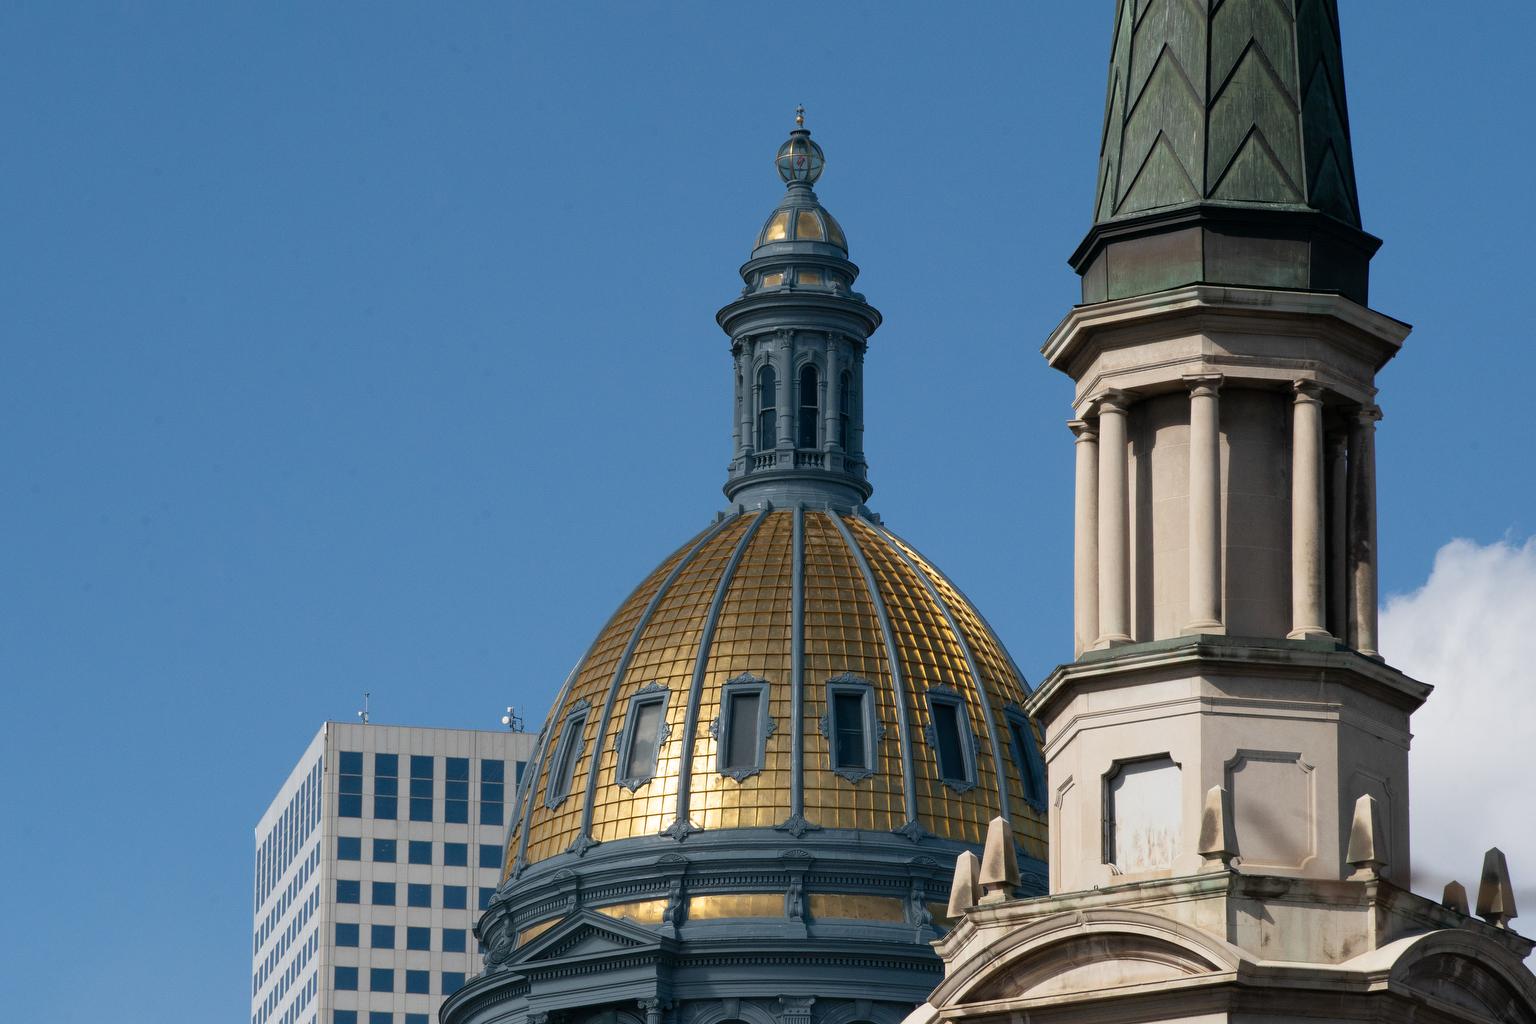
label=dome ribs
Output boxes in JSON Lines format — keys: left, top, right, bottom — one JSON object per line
{"left": 667, "top": 508, "right": 772, "bottom": 841}
{"left": 828, "top": 511, "right": 921, "bottom": 836}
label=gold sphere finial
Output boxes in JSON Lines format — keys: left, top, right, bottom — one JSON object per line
{"left": 795, "top": 104, "right": 805, "bottom": 128}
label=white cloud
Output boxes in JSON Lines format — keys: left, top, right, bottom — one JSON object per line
{"left": 1383, "top": 536, "right": 1536, "bottom": 912}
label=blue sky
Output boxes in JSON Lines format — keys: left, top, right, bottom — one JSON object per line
{"left": 3, "top": 4, "right": 1534, "bottom": 1021}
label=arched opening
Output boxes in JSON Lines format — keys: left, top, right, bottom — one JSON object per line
{"left": 757, "top": 366, "right": 777, "bottom": 449}
{"left": 838, "top": 370, "right": 853, "bottom": 451}
{"left": 798, "top": 364, "right": 819, "bottom": 449}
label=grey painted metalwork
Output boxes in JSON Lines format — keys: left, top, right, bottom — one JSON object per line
{"left": 510, "top": 655, "right": 588, "bottom": 875}
{"left": 881, "top": 530, "right": 1014, "bottom": 822}
{"left": 827, "top": 511, "right": 921, "bottom": 833}
{"left": 718, "top": 121, "right": 882, "bottom": 513}
{"left": 669, "top": 507, "right": 771, "bottom": 839}
{"left": 574, "top": 513, "right": 743, "bottom": 848}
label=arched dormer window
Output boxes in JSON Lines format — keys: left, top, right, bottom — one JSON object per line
{"left": 798, "top": 364, "right": 819, "bottom": 449}
{"left": 757, "top": 366, "right": 777, "bottom": 449}
{"left": 838, "top": 371, "right": 852, "bottom": 451}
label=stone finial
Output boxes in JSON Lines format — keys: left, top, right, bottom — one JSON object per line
{"left": 946, "top": 850, "right": 981, "bottom": 918}
{"left": 1442, "top": 880, "right": 1470, "bottom": 916}
{"left": 978, "top": 817, "right": 1020, "bottom": 904}
{"left": 1345, "top": 794, "right": 1388, "bottom": 880}
{"left": 1476, "top": 847, "right": 1518, "bottom": 929}
{"left": 1197, "top": 785, "right": 1238, "bottom": 871}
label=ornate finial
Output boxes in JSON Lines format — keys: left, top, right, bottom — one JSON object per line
{"left": 795, "top": 104, "right": 805, "bottom": 128}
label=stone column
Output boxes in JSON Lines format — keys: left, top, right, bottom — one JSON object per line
{"left": 775, "top": 331, "right": 794, "bottom": 450}
{"left": 1327, "top": 432, "right": 1349, "bottom": 640}
{"left": 1070, "top": 420, "right": 1100, "bottom": 659}
{"left": 824, "top": 335, "right": 841, "bottom": 452}
{"left": 731, "top": 343, "right": 744, "bottom": 456}
{"left": 637, "top": 999, "right": 664, "bottom": 1024}
{"left": 1288, "top": 381, "right": 1330, "bottom": 640}
{"left": 1349, "top": 405, "right": 1382, "bottom": 658}
{"left": 1184, "top": 375, "right": 1224, "bottom": 634}
{"left": 1095, "top": 392, "right": 1133, "bottom": 648}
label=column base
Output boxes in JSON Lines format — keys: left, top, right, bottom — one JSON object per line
{"left": 1287, "top": 627, "right": 1334, "bottom": 641}
{"left": 1092, "top": 633, "right": 1134, "bottom": 650}
{"left": 1181, "top": 621, "right": 1226, "bottom": 636}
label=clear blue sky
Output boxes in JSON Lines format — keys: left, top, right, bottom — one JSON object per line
{"left": 3, "top": 4, "right": 1533, "bottom": 1021}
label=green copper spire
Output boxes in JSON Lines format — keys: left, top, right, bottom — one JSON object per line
{"left": 1073, "top": 0, "right": 1380, "bottom": 306}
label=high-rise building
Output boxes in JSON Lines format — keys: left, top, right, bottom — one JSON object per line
{"left": 251, "top": 722, "right": 537, "bottom": 1024}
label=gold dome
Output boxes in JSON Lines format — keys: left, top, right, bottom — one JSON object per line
{"left": 506, "top": 506, "right": 1047, "bottom": 875}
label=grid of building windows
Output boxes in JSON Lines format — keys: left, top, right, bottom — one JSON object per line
{"left": 255, "top": 724, "right": 533, "bottom": 1024}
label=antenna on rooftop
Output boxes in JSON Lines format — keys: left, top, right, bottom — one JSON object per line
{"left": 501, "top": 705, "right": 524, "bottom": 732}
{"left": 358, "top": 692, "right": 371, "bottom": 725}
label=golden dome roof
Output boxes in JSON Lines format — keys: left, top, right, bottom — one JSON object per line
{"left": 506, "top": 506, "right": 1047, "bottom": 874}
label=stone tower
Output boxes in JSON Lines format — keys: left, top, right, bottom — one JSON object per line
{"left": 912, "top": 4, "right": 1536, "bottom": 1021}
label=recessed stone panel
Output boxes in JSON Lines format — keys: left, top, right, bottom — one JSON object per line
{"left": 1227, "top": 750, "right": 1316, "bottom": 870}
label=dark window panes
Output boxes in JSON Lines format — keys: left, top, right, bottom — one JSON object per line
{"left": 481, "top": 781, "right": 503, "bottom": 804}
{"left": 480, "top": 801, "right": 504, "bottom": 827}
{"left": 624, "top": 699, "right": 664, "bottom": 780}
{"left": 371, "top": 881, "right": 396, "bottom": 906}
{"left": 339, "top": 794, "right": 362, "bottom": 818}
{"left": 480, "top": 759, "right": 504, "bottom": 783}
{"left": 405, "top": 970, "right": 430, "bottom": 995}
{"left": 446, "top": 779, "right": 469, "bottom": 801}
{"left": 443, "top": 972, "right": 466, "bottom": 994}
{"left": 409, "top": 777, "right": 433, "bottom": 799}
{"left": 546, "top": 713, "right": 586, "bottom": 805}
{"left": 334, "top": 966, "right": 358, "bottom": 991}
{"left": 442, "top": 928, "right": 466, "bottom": 953}
{"left": 833, "top": 692, "right": 867, "bottom": 770}
{"left": 478, "top": 886, "right": 495, "bottom": 910}
{"left": 408, "top": 840, "right": 432, "bottom": 865}
{"left": 335, "top": 1013, "right": 358, "bottom": 1024}
{"left": 445, "top": 800, "right": 468, "bottom": 824}
{"left": 375, "top": 752, "right": 398, "bottom": 775}
{"left": 375, "top": 776, "right": 398, "bottom": 797}
{"left": 371, "top": 924, "right": 395, "bottom": 948}
{"left": 446, "top": 757, "right": 469, "bottom": 781}
{"left": 410, "top": 797, "right": 432, "bottom": 822}
{"left": 443, "top": 885, "right": 467, "bottom": 910}
{"left": 372, "top": 838, "right": 396, "bottom": 862}
{"left": 410, "top": 755, "right": 433, "bottom": 778}
{"left": 407, "top": 883, "right": 431, "bottom": 908}
{"left": 373, "top": 795, "right": 397, "bottom": 819}
{"left": 479, "top": 844, "right": 502, "bottom": 870}
{"left": 932, "top": 700, "right": 968, "bottom": 782}
{"left": 369, "top": 967, "right": 393, "bottom": 993}
{"left": 406, "top": 926, "right": 431, "bottom": 951}
{"left": 406, "top": 1016, "right": 429, "bottom": 1024}
{"left": 515, "top": 760, "right": 526, "bottom": 784}
{"left": 339, "top": 774, "right": 363, "bottom": 795}
{"left": 757, "top": 366, "right": 777, "bottom": 448}
{"left": 336, "top": 880, "right": 360, "bottom": 904}
{"left": 797, "top": 364, "right": 819, "bottom": 448}
{"left": 335, "top": 923, "right": 359, "bottom": 947}
{"left": 444, "top": 842, "right": 468, "bottom": 867}
{"left": 370, "top": 1013, "right": 392, "bottom": 1024}
{"left": 724, "top": 691, "right": 761, "bottom": 770}
{"left": 339, "top": 751, "right": 362, "bottom": 774}
{"left": 1009, "top": 717, "right": 1044, "bottom": 805}
{"left": 337, "top": 837, "right": 361, "bottom": 861}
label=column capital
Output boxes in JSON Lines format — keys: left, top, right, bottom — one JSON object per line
{"left": 1292, "top": 379, "right": 1325, "bottom": 403}
{"left": 1068, "top": 419, "right": 1098, "bottom": 443}
{"left": 1094, "top": 389, "right": 1135, "bottom": 415}
{"left": 1353, "top": 403, "right": 1383, "bottom": 425}
{"left": 1183, "top": 372, "right": 1224, "bottom": 397}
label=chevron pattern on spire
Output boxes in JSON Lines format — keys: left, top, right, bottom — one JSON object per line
{"left": 1092, "top": 0, "right": 1361, "bottom": 227}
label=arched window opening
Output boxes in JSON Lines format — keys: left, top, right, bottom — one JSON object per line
{"left": 757, "top": 366, "right": 777, "bottom": 449}
{"left": 838, "top": 371, "right": 853, "bottom": 451}
{"left": 798, "top": 365, "right": 819, "bottom": 449}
